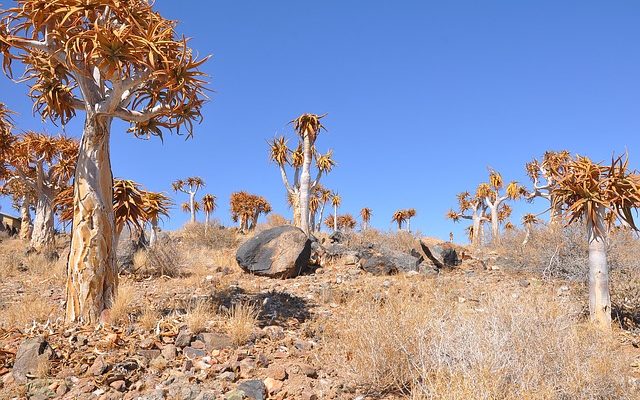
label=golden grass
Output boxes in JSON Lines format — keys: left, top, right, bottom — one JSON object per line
{"left": 327, "top": 278, "right": 634, "bottom": 399}
{"left": 225, "top": 302, "right": 259, "bottom": 346}
{"left": 109, "top": 281, "right": 135, "bottom": 326}
{"left": 185, "top": 300, "right": 214, "bottom": 334}
{"left": 139, "top": 303, "right": 160, "bottom": 331}
{"left": 2, "top": 294, "right": 56, "bottom": 328}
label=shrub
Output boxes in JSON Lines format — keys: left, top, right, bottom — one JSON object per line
{"left": 134, "top": 238, "right": 185, "bottom": 278}
{"left": 177, "top": 222, "right": 238, "bottom": 249}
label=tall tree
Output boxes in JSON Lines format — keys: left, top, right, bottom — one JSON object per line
{"left": 230, "top": 191, "right": 271, "bottom": 233}
{"left": 478, "top": 170, "right": 527, "bottom": 244}
{"left": 0, "top": 0, "right": 209, "bottom": 323}
{"left": 391, "top": 210, "right": 407, "bottom": 231}
{"left": 6, "top": 132, "right": 78, "bottom": 249}
{"left": 201, "top": 193, "right": 217, "bottom": 227}
{"left": 447, "top": 190, "right": 490, "bottom": 246}
{"left": 521, "top": 213, "right": 541, "bottom": 246}
{"left": 316, "top": 186, "right": 332, "bottom": 232}
{"left": 331, "top": 192, "right": 341, "bottom": 232}
{"left": 360, "top": 207, "right": 372, "bottom": 231}
{"left": 551, "top": 154, "right": 640, "bottom": 330}
{"left": 404, "top": 208, "right": 416, "bottom": 232}
{"left": 143, "top": 191, "right": 171, "bottom": 246}
{"left": 525, "top": 151, "right": 571, "bottom": 224}
{"left": 268, "top": 115, "right": 331, "bottom": 235}
{"left": 173, "top": 177, "right": 205, "bottom": 223}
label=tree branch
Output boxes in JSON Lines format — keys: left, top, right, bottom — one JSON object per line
{"left": 278, "top": 164, "right": 293, "bottom": 194}
{"left": 108, "top": 104, "right": 170, "bottom": 123}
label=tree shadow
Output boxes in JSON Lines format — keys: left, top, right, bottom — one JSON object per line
{"left": 252, "top": 290, "right": 312, "bottom": 327}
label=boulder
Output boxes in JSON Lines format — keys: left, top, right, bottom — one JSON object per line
{"left": 236, "top": 226, "right": 312, "bottom": 278}
{"left": 360, "top": 249, "right": 422, "bottom": 276}
{"left": 12, "top": 337, "right": 53, "bottom": 383}
{"left": 328, "top": 231, "right": 346, "bottom": 244}
{"left": 361, "top": 255, "right": 397, "bottom": 276}
{"left": 237, "top": 380, "right": 266, "bottom": 400}
{"left": 117, "top": 239, "right": 143, "bottom": 273}
{"left": 419, "top": 240, "right": 460, "bottom": 268}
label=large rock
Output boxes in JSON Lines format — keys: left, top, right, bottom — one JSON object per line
{"left": 361, "top": 251, "right": 422, "bottom": 276}
{"left": 236, "top": 226, "right": 312, "bottom": 278}
{"left": 419, "top": 240, "right": 460, "bottom": 268}
{"left": 12, "top": 337, "right": 53, "bottom": 383}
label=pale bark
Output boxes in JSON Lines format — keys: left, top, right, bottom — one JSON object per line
{"left": 65, "top": 115, "right": 118, "bottom": 324}
{"left": 407, "top": 219, "right": 411, "bottom": 233}
{"left": 471, "top": 216, "right": 481, "bottom": 247}
{"left": 299, "top": 134, "right": 312, "bottom": 236}
{"left": 150, "top": 218, "right": 158, "bottom": 246}
{"left": 19, "top": 196, "right": 32, "bottom": 240}
{"left": 189, "top": 191, "right": 196, "bottom": 223}
{"left": 333, "top": 204, "right": 338, "bottom": 232}
{"left": 317, "top": 202, "right": 326, "bottom": 232}
{"left": 292, "top": 191, "right": 301, "bottom": 227}
{"left": 490, "top": 205, "right": 499, "bottom": 244}
{"left": 522, "top": 223, "right": 531, "bottom": 246}
{"left": 587, "top": 206, "right": 611, "bottom": 330}
{"left": 30, "top": 188, "right": 55, "bottom": 249}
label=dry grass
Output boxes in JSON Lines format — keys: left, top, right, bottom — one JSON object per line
{"left": 185, "top": 300, "right": 215, "bottom": 334}
{"left": 2, "top": 294, "right": 56, "bottom": 328}
{"left": 177, "top": 222, "right": 238, "bottom": 249}
{"left": 139, "top": 303, "right": 161, "bottom": 331}
{"left": 327, "top": 278, "right": 634, "bottom": 399}
{"left": 225, "top": 302, "right": 259, "bottom": 346}
{"left": 264, "top": 213, "right": 289, "bottom": 228}
{"left": 109, "top": 281, "right": 135, "bottom": 325}
{"left": 133, "top": 238, "right": 185, "bottom": 278}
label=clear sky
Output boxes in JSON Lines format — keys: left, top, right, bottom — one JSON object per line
{"left": 1, "top": 1, "right": 639, "bottom": 242}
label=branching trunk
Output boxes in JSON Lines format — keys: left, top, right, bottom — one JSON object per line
{"left": 587, "top": 205, "right": 611, "bottom": 330}
{"left": 65, "top": 115, "right": 117, "bottom": 324}
{"left": 30, "top": 187, "right": 55, "bottom": 249}
{"left": 19, "top": 196, "right": 32, "bottom": 240}
{"left": 299, "top": 135, "right": 312, "bottom": 236}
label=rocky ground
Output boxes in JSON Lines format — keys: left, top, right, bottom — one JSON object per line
{"left": 0, "top": 227, "right": 639, "bottom": 400}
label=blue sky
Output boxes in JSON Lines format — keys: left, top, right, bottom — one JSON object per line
{"left": 1, "top": 1, "right": 639, "bottom": 242}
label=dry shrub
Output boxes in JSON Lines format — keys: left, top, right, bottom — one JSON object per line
{"left": 2, "top": 294, "right": 55, "bottom": 328}
{"left": 264, "top": 213, "right": 288, "bottom": 228}
{"left": 178, "top": 222, "right": 238, "bottom": 249}
{"left": 347, "top": 228, "right": 421, "bottom": 253}
{"left": 139, "top": 304, "right": 160, "bottom": 331}
{"left": 134, "top": 238, "right": 185, "bottom": 278}
{"left": 185, "top": 301, "right": 214, "bottom": 334}
{"left": 0, "top": 250, "right": 21, "bottom": 279}
{"left": 225, "top": 302, "right": 259, "bottom": 346}
{"left": 110, "top": 281, "right": 135, "bottom": 325}
{"left": 329, "top": 281, "right": 633, "bottom": 399}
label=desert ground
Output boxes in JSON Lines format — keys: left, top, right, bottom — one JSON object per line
{"left": 1, "top": 222, "right": 640, "bottom": 400}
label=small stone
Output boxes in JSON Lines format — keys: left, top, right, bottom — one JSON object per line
{"left": 219, "top": 371, "right": 236, "bottom": 381}
{"left": 286, "top": 363, "right": 317, "bottom": 379}
{"left": 56, "top": 383, "right": 68, "bottom": 396}
{"left": 225, "top": 390, "right": 245, "bottom": 400}
{"left": 110, "top": 380, "right": 126, "bottom": 392}
{"left": 314, "top": 268, "right": 324, "bottom": 275}
{"left": 301, "top": 391, "right": 318, "bottom": 400}
{"left": 191, "top": 340, "right": 206, "bottom": 350}
{"left": 263, "top": 377, "right": 283, "bottom": 394}
{"left": 262, "top": 326, "right": 284, "bottom": 341}
{"left": 198, "top": 332, "right": 233, "bottom": 350}
{"left": 138, "top": 349, "right": 161, "bottom": 360}
{"left": 519, "top": 279, "right": 531, "bottom": 287}
{"left": 183, "top": 359, "right": 194, "bottom": 372}
{"left": 237, "top": 380, "right": 266, "bottom": 400}
{"left": 175, "top": 329, "right": 193, "bottom": 348}
{"left": 184, "top": 347, "right": 206, "bottom": 359}
{"left": 89, "top": 356, "right": 109, "bottom": 376}
{"left": 161, "top": 344, "right": 177, "bottom": 360}
{"left": 266, "top": 365, "right": 287, "bottom": 381}
{"left": 139, "top": 337, "right": 155, "bottom": 349}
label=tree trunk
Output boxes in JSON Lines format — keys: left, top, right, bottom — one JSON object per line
{"left": 522, "top": 223, "right": 531, "bottom": 246}
{"left": 19, "top": 196, "right": 32, "bottom": 240}
{"left": 292, "top": 190, "right": 301, "bottom": 227}
{"left": 299, "top": 135, "right": 312, "bottom": 236}
{"left": 317, "top": 202, "right": 326, "bottom": 232}
{"left": 150, "top": 218, "right": 158, "bottom": 246}
{"left": 30, "top": 187, "right": 55, "bottom": 249}
{"left": 587, "top": 206, "right": 611, "bottom": 330}
{"left": 407, "top": 219, "right": 411, "bottom": 233}
{"left": 472, "top": 216, "right": 481, "bottom": 247}
{"left": 65, "top": 115, "right": 117, "bottom": 324}
{"left": 333, "top": 204, "right": 338, "bottom": 232}
{"left": 189, "top": 191, "right": 196, "bottom": 223}
{"left": 490, "top": 205, "right": 500, "bottom": 244}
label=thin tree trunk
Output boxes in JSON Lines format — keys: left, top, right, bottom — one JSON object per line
{"left": 299, "top": 135, "right": 312, "bottom": 236}
{"left": 522, "top": 223, "right": 531, "bottom": 246}
{"left": 150, "top": 218, "right": 158, "bottom": 246}
{"left": 472, "top": 216, "right": 481, "bottom": 247}
{"left": 333, "top": 204, "right": 338, "bottom": 232}
{"left": 587, "top": 205, "right": 611, "bottom": 330}
{"left": 292, "top": 191, "right": 301, "bottom": 227}
{"left": 189, "top": 191, "right": 196, "bottom": 223}
{"left": 30, "top": 188, "right": 55, "bottom": 249}
{"left": 317, "top": 202, "right": 326, "bottom": 232}
{"left": 65, "top": 115, "right": 117, "bottom": 324}
{"left": 19, "top": 196, "right": 32, "bottom": 240}
{"left": 490, "top": 205, "right": 500, "bottom": 244}
{"left": 407, "top": 219, "right": 411, "bottom": 233}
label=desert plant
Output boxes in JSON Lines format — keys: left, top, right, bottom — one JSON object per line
{"left": 0, "top": 0, "right": 209, "bottom": 323}
{"left": 173, "top": 177, "right": 205, "bottom": 223}
{"left": 201, "top": 194, "right": 217, "bottom": 227}
{"left": 4, "top": 132, "right": 78, "bottom": 249}
{"left": 360, "top": 207, "right": 372, "bottom": 231}
{"left": 479, "top": 170, "right": 527, "bottom": 244}
{"left": 391, "top": 209, "right": 407, "bottom": 231}
{"left": 268, "top": 114, "right": 332, "bottom": 235}
{"left": 447, "top": 190, "right": 490, "bottom": 246}
{"left": 521, "top": 213, "right": 541, "bottom": 245}
{"left": 330, "top": 192, "right": 342, "bottom": 232}
{"left": 230, "top": 191, "right": 272, "bottom": 233}
{"left": 143, "top": 191, "right": 172, "bottom": 246}
{"left": 226, "top": 302, "right": 259, "bottom": 346}
{"left": 551, "top": 154, "right": 640, "bottom": 329}
{"left": 526, "top": 150, "right": 572, "bottom": 224}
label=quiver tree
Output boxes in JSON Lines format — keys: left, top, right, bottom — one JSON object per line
{"left": 552, "top": 154, "right": 640, "bottom": 330}
{"left": 521, "top": 213, "right": 541, "bottom": 246}
{"left": 6, "top": 132, "right": 78, "bottom": 249}
{"left": 324, "top": 213, "right": 355, "bottom": 231}
{"left": 315, "top": 186, "right": 331, "bottom": 231}
{"left": 478, "top": 170, "right": 527, "bottom": 244}
{"left": 404, "top": 208, "right": 416, "bottom": 232}
{"left": 112, "top": 179, "right": 147, "bottom": 244}
{"left": 0, "top": 0, "right": 209, "bottom": 323}
{"left": 447, "top": 191, "right": 490, "bottom": 246}
{"left": 526, "top": 151, "right": 571, "bottom": 224}
{"left": 0, "top": 102, "right": 15, "bottom": 180}
{"left": 360, "top": 207, "right": 372, "bottom": 231}
{"left": 391, "top": 210, "right": 407, "bottom": 231}
{"left": 201, "top": 193, "right": 217, "bottom": 228}
{"left": 181, "top": 200, "right": 200, "bottom": 219}
{"left": 2, "top": 178, "right": 34, "bottom": 239}
{"left": 268, "top": 113, "right": 331, "bottom": 235}
{"left": 230, "top": 191, "right": 271, "bottom": 233}
{"left": 330, "top": 192, "right": 341, "bottom": 232}
{"left": 173, "top": 177, "right": 205, "bottom": 223}
{"left": 143, "top": 191, "right": 171, "bottom": 246}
